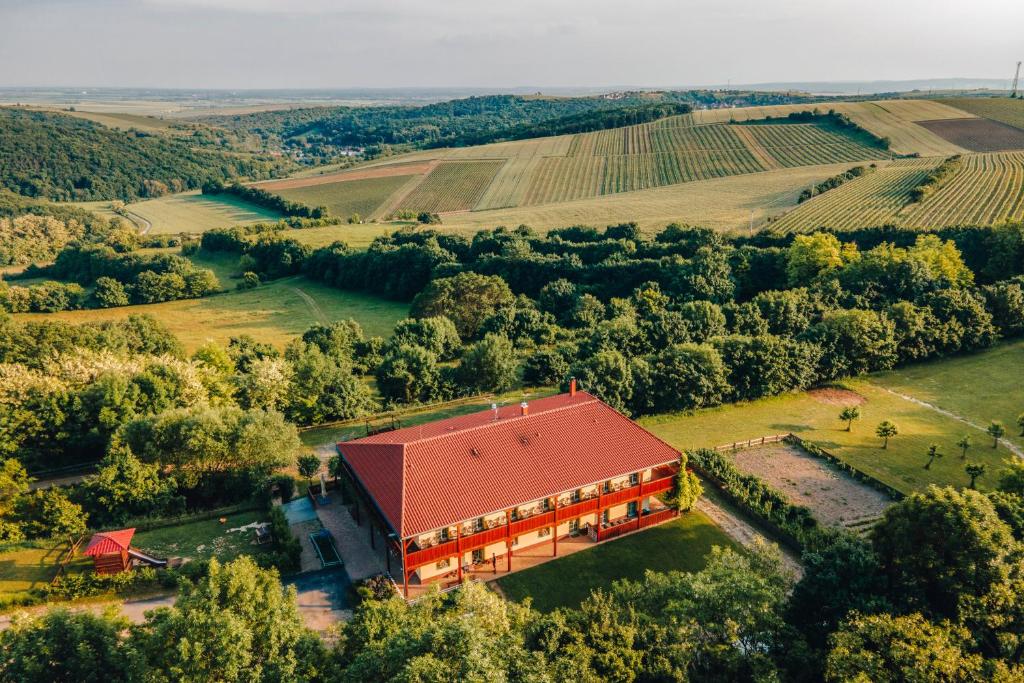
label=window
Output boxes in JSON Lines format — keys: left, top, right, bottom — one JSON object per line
{"left": 571, "top": 489, "right": 581, "bottom": 503}
{"left": 473, "top": 517, "right": 484, "bottom": 532}
{"left": 602, "top": 509, "right": 610, "bottom": 524}
{"left": 627, "top": 501, "right": 638, "bottom": 518}
{"left": 472, "top": 549, "right": 484, "bottom": 564}
{"left": 629, "top": 472, "right": 640, "bottom": 486}
{"left": 542, "top": 498, "right": 552, "bottom": 511}
{"left": 440, "top": 527, "right": 450, "bottom": 542}
{"left": 602, "top": 481, "right": 611, "bottom": 494}
{"left": 436, "top": 558, "right": 450, "bottom": 569}
{"left": 538, "top": 527, "right": 551, "bottom": 538}
{"left": 568, "top": 519, "right": 580, "bottom": 533}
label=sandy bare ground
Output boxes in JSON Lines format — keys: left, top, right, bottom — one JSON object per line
{"left": 807, "top": 387, "right": 866, "bottom": 406}
{"left": 695, "top": 491, "right": 803, "bottom": 577}
{"left": 731, "top": 444, "right": 893, "bottom": 530}
{"left": 255, "top": 161, "right": 437, "bottom": 190}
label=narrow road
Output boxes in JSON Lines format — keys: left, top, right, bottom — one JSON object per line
{"left": 877, "top": 386, "right": 1024, "bottom": 458}
{"left": 292, "top": 287, "right": 327, "bottom": 324}
{"left": 695, "top": 490, "right": 804, "bottom": 578}
{"left": 122, "top": 208, "right": 153, "bottom": 235}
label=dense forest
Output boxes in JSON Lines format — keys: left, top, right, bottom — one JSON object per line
{"left": 203, "top": 90, "right": 825, "bottom": 161}
{"left": 0, "top": 108, "right": 290, "bottom": 201}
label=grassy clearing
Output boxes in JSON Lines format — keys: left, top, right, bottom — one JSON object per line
{"left": 127, "top": 191, "right": 282, "bottom": 234}
{"left": 133, "top": 509, "right": 271, "bottom": 562}
{"left": 283, "top": 223, "right": 401, "bottom": 249}
{"left": 869, "top": 340, "right": 1024, "bottom": 452}
{"left": 641, "top": 377, "right": 1018, "bottom": 495}
{"left": 496, "top": 512, "right": 737, "bottom": 612}
{"left": 275, "top": 175, "right": 415, "bottom": 221}
{"left": 0, "top": 541, "right": 87, "bottom": 598}
{"left": 15, "top": 276, "right": 407, "bottom": 352}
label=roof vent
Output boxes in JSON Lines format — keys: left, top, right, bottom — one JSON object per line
{"left": 520, "top": 401, "right": 529, "bottom": 416}
{"left": 519, "top": 435, "right": 530, "bottom": 446}
{"left": 471, "top": 447, "right": 480, "bottom": 457}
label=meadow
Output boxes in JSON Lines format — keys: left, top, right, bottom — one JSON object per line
{"left": 16, "top": 275, "right": 408, "bottom": 352}
{"left": 127, "top": 191, "right": 282, "bottom": 234}
{"left": 133, "top": 509, "right": 271, "bottom": 563}
{"left": 641, "top": 376, "right": 1018, "bottom": 496}
{"left": 495, "top": 512, "right": 736, "bottom": 612}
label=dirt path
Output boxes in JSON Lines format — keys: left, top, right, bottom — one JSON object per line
{"left": 292, "top": 287, "right": 327, "bottom": 324}
{"left": 126, "top": 209, "right": 153, "bottom": 235}
{"left": 695, "top": 490, "right": 803, "bottom": 577}
{"left": 877, "top": 386, "right": 1024, "bottom": 458}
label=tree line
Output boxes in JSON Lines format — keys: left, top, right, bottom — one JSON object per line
{"left": 0, "top": 109, "right": 289, "bottom": 201}
{"left": 6, "top": 478, "right": 1024, "bottom": 681}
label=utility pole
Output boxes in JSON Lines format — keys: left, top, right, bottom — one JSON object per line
{"left": 1012, "top": 61, "right": 1021, "bottom": 98}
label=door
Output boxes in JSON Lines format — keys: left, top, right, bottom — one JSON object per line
{"left": 472, "top": 549, "right": 484, "bottom": 564}
{"left": 627, "top": 501, "right": 638, "bottom": 518}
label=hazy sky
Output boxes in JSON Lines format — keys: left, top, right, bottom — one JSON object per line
{"left": 1, "top": 0, "right": 1022, "bottom": 89}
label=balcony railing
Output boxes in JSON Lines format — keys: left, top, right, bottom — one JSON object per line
{"left": 601, "top": 516, "right": 640, "bottom": 541}
{"left": 509, "top": 510, "right": 555, "bottom": 536}
{"left": 601, "top": 483, "right": 642, "bottom": 507}
{"left": 639, "top": 508, "right": 678, "bottom": 529}
{"left": 406, "top": 539, "right": 460, "bottom": 570}
{"left": 555, "top": 496, "right": 599, "bottom": 522}
{"left": 458, "top": 525, "right": 507, "bottom": 552}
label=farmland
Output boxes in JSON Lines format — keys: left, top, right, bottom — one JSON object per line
{"left": 769, "top": 152, "right": 1024, "bottom": 232}
{"left": 273, "top": 174, "right": 415, "bottom": 220}
{"left": 915, "top": 118, "right": 1024, "bottom": 152}
{"left": 942, "top": 97, "right": 1024, "bottom": 131}
{"left": 15, "top": 275, "right": 408, "bottom": 352}
{"left": 395, "top": 160, "right": 505, "bottom": 213}
{"left": 78, "top": 191, "right": 283, "bottom": 234}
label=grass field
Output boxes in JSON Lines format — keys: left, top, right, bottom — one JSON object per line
{"left": 942, "top": 98, "right": 1024, "bottom": 131}
{"left": 15, "top": 275, "right": 408, "bottom": 352}
{"left": 125, "top": 191, "right": 282, "bottom": 234}
{"left": 279, "top": 223, "right": 399, "bottom": 249}
{"left": 0, "top": 541, "right": 91, "bottom": 601}
{"left": 869, "top": 339, "right": 1024, "bottom": 452}
{"left": 274, "top": 175, "right": 415, "bottom": 220}
{"left": 495, "top": 512, "right": 737, "bottom": 612}
{"left": 133, "top": 509, "right": 271, "bottom": 562}
{"left": 641, "top": 376, "right": 1019, "bottom": 496}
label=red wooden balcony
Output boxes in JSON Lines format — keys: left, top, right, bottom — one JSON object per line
{"left": 458, "top": 525, "right": 507, "bottom": 552}
{"left": 601, "top": 483, "right": 641, "bottom": 507}
{"left": 643, "top": 474, "right": 675, "bottom": 496}
{"left": 600, "top": 516, "right": 640, "bottom": 540}
{"left": 556, "top": 496, "right": 599, "bottom": 522}
{"left": 509, "top": 511, "right": 554, "bottom": 536}
{"left": 639, "top": 508, "right": 678, "bottom": 528}
{"left": 406, "top": 538, "right": 459, "bottom": 570}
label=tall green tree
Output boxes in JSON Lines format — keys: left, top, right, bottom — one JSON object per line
{"left": 989, "top": 420, "right": 1006, "bottom": 448}
{"left": 839, "top": 406, "right": 860, "bottom": 432}
{"left": 875, "top": 421, "right": 898, "bottom": 449}
{"left": 456, "top": 333, "right": 518, "bottom": 393}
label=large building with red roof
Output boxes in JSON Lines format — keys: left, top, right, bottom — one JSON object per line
{"left": 337, "top": 382, "right": 682, "bottom": 597}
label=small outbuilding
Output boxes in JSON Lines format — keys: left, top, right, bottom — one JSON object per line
{"left": 83, "top": 528, "right": 137, "bottom": 574}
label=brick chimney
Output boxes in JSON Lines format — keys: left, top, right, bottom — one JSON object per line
{"left": 569, "top": 377, "right": 577, "bottom": 396}
{"left": 520, "top": 401, "right": 529, "bottom": 416}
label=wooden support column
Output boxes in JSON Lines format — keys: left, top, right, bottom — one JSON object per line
{"left": 456, "top": 524, "right": 463, "bottom": 582}
{"left": 552, "top": 497, "right": 558, "bottom": 557}
{"left": 505, "top": 508, "right": 513, "bottom": 572}
{"left": 596, "top": 486, "right": 603, "bottom": 542}
{"left": 401, "top": 539, "right": 409, "bottom": 598}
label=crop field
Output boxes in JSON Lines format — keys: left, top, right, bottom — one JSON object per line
{"left": 273, "top": 174, "right": 415, "bottom": 220}
{"left": 768, "top": 158, "right": 938, "bottom": 232}
{"left": 396, "top": 160, "right": 504, "bottom": 213}
{"left": 126, "top": 191, "right": 282, "bottom": 234}
{"left": 642, "top": 378, "right": 1018, "bottom": 496}
{"left": 440, "top": 161, "right": 865, "bottom": 235}
{"left": 256, "top": 160, "right": 437, "bottom": 189}
{"left": 769, "top": 152, "right": 1024, "bottom": 231}
{"left": 942, "top": 98, "right": 1024, "bottom": 131}
{"left": 915, "top": 118, "right": 1024, "bottom": 152}
{"left": 16, "top": 275, "right": 408, "bottom": 352}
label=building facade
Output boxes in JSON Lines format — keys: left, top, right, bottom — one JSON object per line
{"left": 338, "top": 383, "right": 682, "bottom": 597}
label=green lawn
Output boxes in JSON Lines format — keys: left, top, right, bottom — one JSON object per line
{"left": 642, "top": 378, "right": 1018, "bottom": 495}
{"left": 133, "top": 509, "right": 271, "bottom": 563}
{"left": 869, "top": 340, "right": 1024, "bottom": 451}
{"left": 16, "top": 275, "right": 408, "bottom": 353}
{"left": 0, "top": 541, "right": 91, "bottom": 601}
{"left": 496, "top": 511, "right": 736, "bottom": 612}
{"left": 129, "top": 191, "right": 282, "bottom": 234}
{"left": 285, "top": 223, "right": 403, "bottom": 249}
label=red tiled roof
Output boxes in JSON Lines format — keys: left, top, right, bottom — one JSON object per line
{"left": 83, "top": 528, "right": 135, "bottom": 556}
{"left": 338, "top": 392, "right": 679, "bottom": 538}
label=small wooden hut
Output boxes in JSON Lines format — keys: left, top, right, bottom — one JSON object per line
{"left": 83, "top": 528, "right": 136, "bottom": 574}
